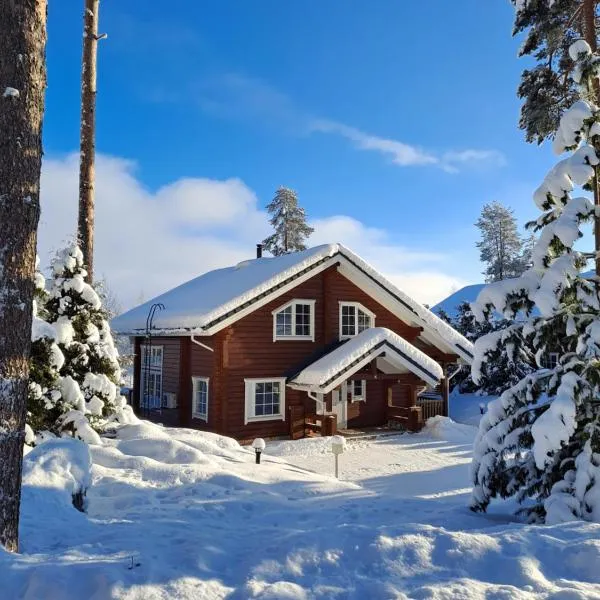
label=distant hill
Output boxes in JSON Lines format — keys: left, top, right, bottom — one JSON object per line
{"left": 432, "top": 284, "right": 485, "bottom": 319}
{"left": 433, "top": 270, "right": 595, "bottom": 319}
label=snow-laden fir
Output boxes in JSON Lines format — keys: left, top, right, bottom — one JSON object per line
{"left": 470, "top": 39, "right": 600, "bottom": 524}
{"left": 27, "top": 246, "right": 135, "bottom": 445}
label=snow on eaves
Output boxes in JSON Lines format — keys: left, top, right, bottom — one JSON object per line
{"left": 290, "top": 327, "right": 444, "bottom": 391}
{"left": 112, "top": 243, "right": 473, "bottom": 361}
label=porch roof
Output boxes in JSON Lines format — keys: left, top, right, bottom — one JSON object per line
{"left": 288, "top": 327, "right": 444, "bottom": 393}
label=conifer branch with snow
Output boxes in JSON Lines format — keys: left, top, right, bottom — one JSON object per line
{"left": 26, "top": 246, "right": 136, "bottom": 446}
{"left": 470, "top": 38, "right": 600, "bottom": 524}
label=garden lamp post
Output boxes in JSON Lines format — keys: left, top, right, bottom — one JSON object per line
{"left": 331, "top": 435, "right": 346, "bottom": 479}
{"left": 252, "top": 438, "right": 266, "bottom": 464}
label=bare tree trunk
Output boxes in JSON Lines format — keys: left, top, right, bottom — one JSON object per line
{"left": 78, "top": 0, "right": 100, "bottom": 284}
{"left": 0, "top": 0, "right": 47, "bottom": 553}
{"left": 582, "top": 0, "right": 600, "bottom": 277}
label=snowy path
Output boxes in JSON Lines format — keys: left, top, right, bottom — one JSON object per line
{"left": 2, "top": 419, "right": 600, "bottom": 599}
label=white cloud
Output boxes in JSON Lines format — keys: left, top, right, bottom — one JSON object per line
{"left": 197, "top": 73, "right": 506, "bottom": 173}
{"left": 311, "top": 215, "right": 468, "bottom": 306}
{"left": 310, "top": 120, "right": 438, "bottom": 167}
{"left": 39, "top": 153, "right": 468, "bottom": 311}
{"left": 441, "top": 149, "right": 507, "bottom": 173}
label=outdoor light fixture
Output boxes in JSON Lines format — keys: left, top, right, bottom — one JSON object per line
{"left": 331, "top": 435, "right": 346, "bottom": 479}
{"left": 252, "top": 438, "right": 266, "bottom": 464}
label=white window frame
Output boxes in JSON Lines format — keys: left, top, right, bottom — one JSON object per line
{"left": 192, "top": 377, "right": 209, "bottom": 421}
{"left": 140, "top": 345, "right": 163, "bottom": 409}
{"left": 339, "top": 302, "right": 375, "bottom": 339}
{"left": 244, "top": 378, "right": 286, "bottom": 424}
{"left": 350, "top": 380, "right": 366, "bottom": 403}
{"left": 272, "top": 299, "right": 316, "bottom": 342}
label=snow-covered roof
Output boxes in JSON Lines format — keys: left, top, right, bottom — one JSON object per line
{"left": 289, "top": 327, "right": 444, "bottom": 391}
{"left": 112, "top": 243, "right": 473, "bottom": 361}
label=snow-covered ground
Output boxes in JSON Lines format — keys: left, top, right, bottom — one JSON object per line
{"left": 449, "top": 389, "right": 496, "bottom": 427}
{"left": 2, "top": 419, "right": 600, "bottom": 599}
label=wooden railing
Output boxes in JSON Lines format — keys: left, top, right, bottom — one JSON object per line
{"left": 304, "top": 414, "right": 337, "bottom": 437}
{"left": 288, "top": 405, "right": 337, "bottom": 439}
{"left": 416, "top": 396, "right": 445, "bottom": 420}
{"left": 387, "top": 405, "right": 423, "bottom": 432}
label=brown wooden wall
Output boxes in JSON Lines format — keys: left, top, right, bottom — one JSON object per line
{"left": 133, "top": 265, "right": 452, "bottom": 440}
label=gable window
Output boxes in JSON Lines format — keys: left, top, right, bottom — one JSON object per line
{"left": 272, "top": 299, "right": 316, "bottom": 341}
{"left": 350, "top": 380, "right": 366, "bottom": 402}
{"left": 244, "top": 378, "right": 286, "bottom": 424}
{"left": 339, "top": 302, "right": 375, "bottom": 339}
{"left": 192, "top": 377, "right": 209, "bottom": 421}
{"left": 140, "top": 345, "right": 163, "bottom": 409}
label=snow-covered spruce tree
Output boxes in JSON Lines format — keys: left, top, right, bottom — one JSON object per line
{"left": 262, "top": 187, "right": 314, "bottom": 256}
{"left": 45, "top": 245, "right": 133, "bottom": 439}
{"left": 27, "top": 259, "right": 66, "bottom": 439}
{"left": 512, "top": 0, "right": 585, "bottom": 144}
{"left": 476, "top": 201, "right": 531, "bottom": 282}
{"left": 470, "top": 39, "right": 600, "bottom": 524}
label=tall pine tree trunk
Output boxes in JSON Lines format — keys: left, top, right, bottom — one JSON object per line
{"left": 583, "top": 0, "right": 600, "bottom": 276}
{"left": 0, "top": 0, "right": 47, "bottom": 553}
{"left": 78, "top": 0, "right": 100, "bottom": 284}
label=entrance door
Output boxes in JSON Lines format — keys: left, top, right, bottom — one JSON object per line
{"left": 332, "top": 383, "right": 348, "bottom": 429}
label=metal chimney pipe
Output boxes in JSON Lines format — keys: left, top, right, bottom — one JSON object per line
{"left": 256, "top": 243, "right": 263, "bottom": 259}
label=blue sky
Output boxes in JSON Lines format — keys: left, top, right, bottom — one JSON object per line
{"left": 39, "top": 1, "right": 560, "bottom": 309}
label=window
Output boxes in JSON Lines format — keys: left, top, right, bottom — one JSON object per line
{"left": 339, "top": 302, "right": 375, "bottom": 338}
{"left": 244, "top": 378, "right": 286, "bottom": 424}
{"left": 542, "top": 352, "right": 559, "bottom": 370}
{"left": 192, "top": 377, "right": 209, "bottom": 421}
{"left": 140, "top": 345, "right": 163, "bottom": 409}
{"left": 272, "top": 299, "right": 316, "bottom": 341}
{"left": 350, "top": 380, "right": 366, "bottom": 402}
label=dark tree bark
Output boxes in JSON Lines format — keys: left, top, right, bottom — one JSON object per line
{"left": 78, "top": 0, "right": 100, "bottom": 283}
{"left": 0, "top": 0, "right": 47, "bottom": 553}
{"left": 582, "top": 0, "right": 600, "bottom": 277}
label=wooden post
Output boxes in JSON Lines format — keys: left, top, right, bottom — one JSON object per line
{"left": 78, "top": 0, "right": 102, "bottom": 283}
{"left": 441, "top": 377, "right": 450, "bottom": 417}
{"left": 0, "top": 0, "right": 48, "bottom": 553}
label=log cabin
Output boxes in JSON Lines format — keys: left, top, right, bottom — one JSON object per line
{"left": 112, "top": 244, "right": 474, "bottom": 442}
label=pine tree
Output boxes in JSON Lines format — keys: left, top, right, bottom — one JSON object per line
{"left": 262, "top": 187, "right": 314, "bottom": 256}
{"left": 512, "top": 0, "right": 587, "bottom": 144}
{"left": 0, "top": 0, "right": 48, "bottom": 553}
{"left": 45, "top": 245, "right": 133, "bottom": 440}
{"left": 476, "top": 201, "right": 530, "bottom": 282}
{"left": 470, "top": 38, "right": 600, "bottom": 524}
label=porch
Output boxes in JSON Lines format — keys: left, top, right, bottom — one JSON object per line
{"left": 287, "top": 328, "right": 450, "bottom": 439}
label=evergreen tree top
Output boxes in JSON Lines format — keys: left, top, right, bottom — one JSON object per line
{"left": 512, "top": 0, "right": 595, "bottom": 144}
{"left": 262, "top": 186, "right": 314, "bottom": 256}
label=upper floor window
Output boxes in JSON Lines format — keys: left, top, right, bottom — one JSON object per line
{"left": 272, "top": 299, "right": 316, "bottom": 341}
{"left": 339, "top": 302, "right": 375, "bottom": 339}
